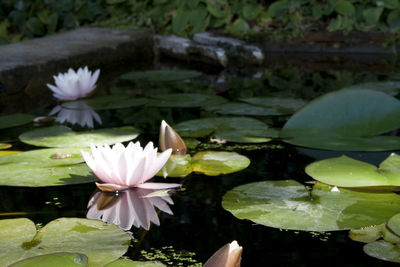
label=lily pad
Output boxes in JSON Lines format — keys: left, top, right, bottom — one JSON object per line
{"left": 364, "top": 240, "right": 400, "bottom": 263}
{"left": 105, "top": 259, "right": 166, "bottom": 267}
{"left": 19, "top": 126, "right": 140, "bottom": 147}
{"left": 61, "top": 96, "right": 148, "bottom": 110}
{"left": 205, "top": 102, "right": 284, "bottom": 116}
{"left": 349, "top": 223, "right": 400, "bottom": 244}
{"left": 0, "top": 113, "right": 35, "bottom": 129}
{"left": 343, "top": 81, "right": 400, "bottom": 96}
{"left": 280, "top": 89, "right": 400, "bottom": 151}
{"left": 9, "top": 253, "right": 88, "bottom": 267}
{"left": 192, "top": 151, "right": 250, "bottom": 176}
{"left": 0, "top": 217, "right": 131, "bottom": 267}
{"left": 222, "top": 180, "right": 400, "bottom": 231}
{"left": 120, "top": 69, "right": 202, "bottom": 82}
{"left": 157, "top": 151, "right": 250, "bottom": 177}
{"left": 239, "top": 97, "right": 306, "bottom": 115}
{"left": 0, "top": 163, "right": 96, "bottom": 187}
{"left": 0, "top": 147, "right": 86, "bottom": 166}
{"left": 387, "top": 213, "right": 400, "bottom": 236}
{"left": 147, "top": 93, "right": 227, "bottom": 108}
{"left": 0, "top": 143, "right": 11, "bottom": 149}
{"left": 0, "top": 151, "right": 20, "bottom": 156}
{"left": 173, "top": 117, "right": 272, "bottom": 143}
{"left": 305, "top": 154, "right": 400, "bottom": 187}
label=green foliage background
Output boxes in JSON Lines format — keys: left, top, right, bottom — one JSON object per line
{"left": 1, "top": 0, "right": 400, "bottom": 44}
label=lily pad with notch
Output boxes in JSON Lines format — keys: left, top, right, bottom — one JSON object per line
{"left": 222, "top": 180, "right": 400, "bottom": 231}
{"left": 0, "top": 217, "right": 132, "bottom": 267}
{"left": 120, "top": 70, "right": 203, "bottom": 82}
{"left": 305, "top": 154, "right": 400, "bottom": 187}
{"left": 0, "top": 113, "right": 35, "bottom": 129}
{"left": 280, "top": 89, "right": 400, "bottom": 151}
{"left": 19, "top": 126, "right": 140, "bottom": 148}
{"left": 173, "top": 117, "right": 273, "bottom": 143}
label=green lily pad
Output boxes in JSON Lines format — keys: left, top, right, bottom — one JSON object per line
{"left": 364, "top": 240, "right": 400, "bottom": 263}
{"left": 105, "top": 259, "right": 166, "bottom": 267}
{"left": 173, "top": 117, "right": 272, "bottom": 143}
{"left": 120, "top": 69, "right": 202, "bottom": 82}
{"left": 205, "top": 102, "right": 284, "bottom": 116}
{"left": 0, "top": 143, "right": 11, "bottom": 150}
{"left": 147, "top": 93, "right": 227, "bottom": 108}
{"left": 222, "top": 180, "right": 400, "bottom": 231}
{"left": 239, "top": 97, "right": 306, "bottom": 115}
{"left": 158, "top": 154, "right": 193, "bottom": 178}
{"left": 349, "top": 223, "right": 400, "bottom": 244}
{"left": 61, "top": 96, "right": 148, "bottom": 110}
{"left": 0, "top": 147, "right": 86, "bottom": 166}
{"left": 0, "top": 163, "right": 96, "bottom": 187}
{"left": 280, "top": 89, "right": 400, "bottom": 151}
{"left": 192, "top": 151, "right": 250, "bottom": 176}
{"left": 0, "top": 113, "right": 35, "bottom": 129}
{"left": 387, "top": 213, "right": 400, "bottom": 236}
{"left": 157, "top": 151, "right": 250, "bottom": 177}
{"left": 0, "top": 217, "right": 131, "bottom": 267}
{"left": 305, "top": 154, "right": 400, "bottom": 187}
{"left": 19, "top": 126, "right": 140, "bottom": 148}
{"left": 9, "top": 253, "right": 88, "bottom": 267}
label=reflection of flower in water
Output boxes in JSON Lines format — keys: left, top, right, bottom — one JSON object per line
{"left": 49, "top": 101, "right": 102, "bottom": 128}
{"left": 47, "top": 66, "right": 100, "bottom": 101}
{"left": 87, "top": 188, "right": 174, "bottom": 230}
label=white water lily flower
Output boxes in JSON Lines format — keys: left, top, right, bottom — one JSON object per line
{"left": 47, "top": 66, "right": 100, "bottom": 101}
{"left": 81, "top": 141, "right": 181, "bottom": 191}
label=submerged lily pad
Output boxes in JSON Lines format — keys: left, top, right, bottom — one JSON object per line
{"left": 364, "top": 240, "right": 400, "bottom": 263}
{"left": 239, "top": 97, "right": 306, "bottom": 115}
{"left": 105, "top": 259, "right": 166, "bottom": 267}
{"left": 305, "top": 154, "right": 400, "bottom": 187}
{"left": 61, "top": 96, "right": 148, "bottom": 110}
{"left": 147, "top": 93, "right": 227, "bottom": 108}
{"left": 19, "top": 126, "right": 140, "bottom": 147}
{"left": 120, "top": 69, "right": 202, "bottom": 82}
{"left": 0, "top": 163, "right": 96, "bottom": 187}
{"left": 0, "top": 113, "right": 35, "bottom": 129}
{"left": 0, "top": 143, "right": 11, "bottom": 149}
{"left": 0, "top": 217, "right": 131, "bottom": 267}
{"left": 157, "top": 151, "right": 250, "bottom": 177}
{"left": 280, "top": 89, "right": 400, "bottom": 151}
{"left": 173, "top": 117, "right": 272, "bottom": 143}
{"left": 10, "top": 253, "right": 88, "bottom": 267}
{"left": 222, "top": 180, "right": 400, "bottom": 231}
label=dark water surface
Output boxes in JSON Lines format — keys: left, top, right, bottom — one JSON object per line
{"left": 1, "top": 58, "right": 399, "bottom": 266}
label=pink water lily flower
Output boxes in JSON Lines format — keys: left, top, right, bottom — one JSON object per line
{"left": 47, "top": 66, "right": 100, "bottom": 101}
{"left": 81, "top": 141, "right": 181, "bottom": 192}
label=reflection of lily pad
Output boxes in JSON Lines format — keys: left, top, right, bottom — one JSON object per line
{"left": 148, "top": 93, "right": 227, "bottom": 108}
{"left": 222, "top": 180, "right": 400, "bottom": 231}
{"left": 364, "top": 240, "right": 400, "bottom": 263}
{"left": 157, "top": 151, "right": 250, "bottom": 177}
{"left": 240, "top": 97, "right": 306, "bottom": 115}
{"left": 0, "top": 163, "right": 96, "bottom": 187}
{"left": 0, "top": 217, "right": 131, "bottom": 267}
{"left": 305, "top": 154, "right": 400, "bottom": 187}
{"left": 19, "top": 126, "right": 140, "bottom": 147}
{"left": 174, "top": 117, "right": 272, "bottom": 143}
{"left": 105, "top": 259, "right": 166, "bottom": 267}
{"left": 0, "top": 143, "right": 11, "bottom": 149}
{"left": 192, "top": 151, "right": 250, "bottom": 176}
{"left": 0, "top": 147, "right": 85, "bottom": 166}
{"left": 10, "top": 253, "right": 88, "bottom": 267}
{"left": 281, "top": 89, "right": 400, "bottom": 151}
{"left": 61, "top": 96, "right": 148, "bottom": 110}
{"left": 120, "top": 70, "right": 202, "bottom": 82}
{"left": 0, "top": 113, "right": 35, "bottom": 129}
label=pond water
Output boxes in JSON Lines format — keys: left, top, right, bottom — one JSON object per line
{"left": 0, "top": 58, "right": 400, "bottom": 266}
